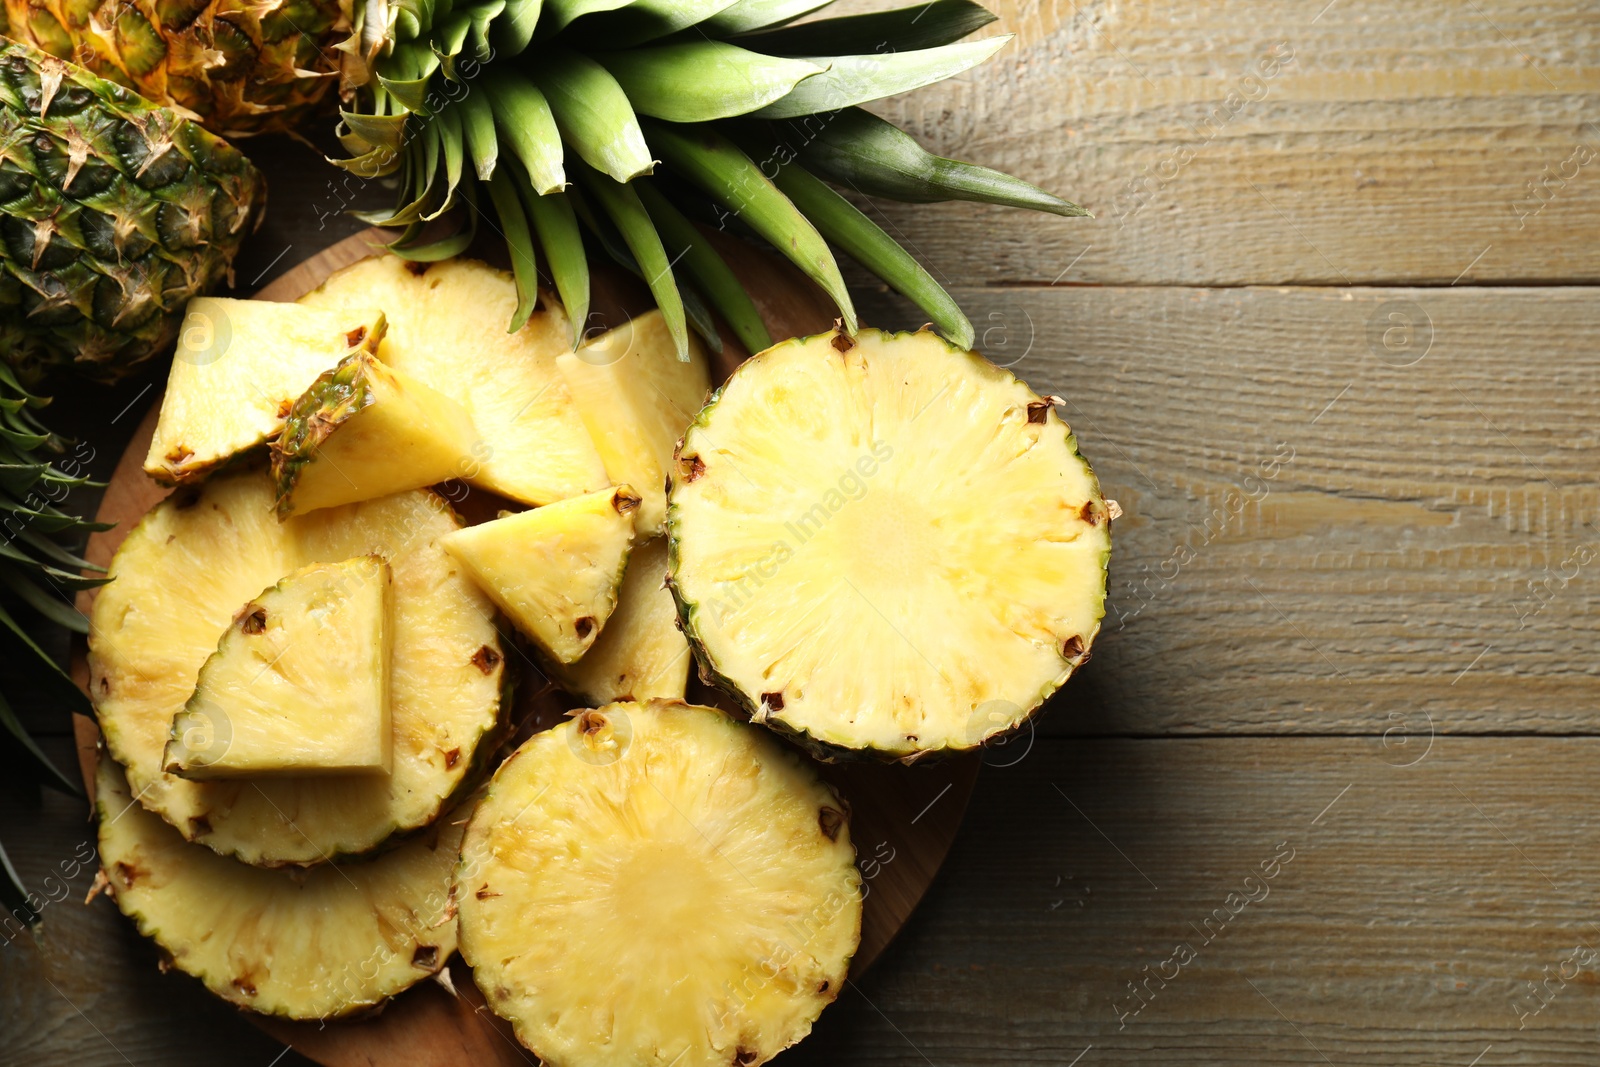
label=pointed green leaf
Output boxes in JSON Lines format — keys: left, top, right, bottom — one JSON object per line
{"left": 771, "top": 160, "right": 972, "bottom": 348}
{"left": 340, "top": 110, "right": 410, "bottom": 151}
{"left": 736, "top": 0, "right": 995, "bottom": 55}
{"left": 456, "top": 86, "right": 500, "bottom": 180}
{"left": 779, "top": 107, "right": 1086, "bottom": 215}
{"left": 484, "top": 71, "right": 566, "bottom": 193}
{"left": 678, "top": 282, "right": 724, "bottom": 354}
{"left": 378, "top": 73, "right": 432, "bottom": 113}
{"left": 573, "top": 159, "right": 689, "bottom": 359}
{"left": 0, "top": 689, "right": 78, "bottom": 796}
{"left": 390, "top": 180, "right": 480, "bottom": 261}
{"left": 0, "top": 599, "right": 78, "bottom": 694}
{"left": 635, "top": 180, "right": 770, "bottom": 354}
{"left": 432, "top": 11, "right": 472, "bottom": 61}
{"left": 0, "top": 837, "right": 40, "bottom": 927}
{"left": 540, "top": 0, "right": 633, "bottom": 35}
{"left": 465, "top": 0, "right": 507, "bottom": 58}
{"left": 487, "top": 167, "right": 542, "bottom": 332}
{"left": 0, "top": 568, "right": 88, "bottom": 632}
{"left": 493, "top": 0, "right": 541, "bottom": 54}
{"left": 704, "top": 0, "right": 830, "bottom": 34}
{"left": 532, "top": 50, "right": 654, "bottom": 183}
{"left": 521, "top": 188, "right": 591, "bottom": 345}
{"left": 424, "top": 105, "right": 467, "bottom": 220}
{"left": 753, "top": 34, "right": 1010, "bottom": 118}
{"left": 577, "top": 0, "right": 740, "bottom": 46}
{"left": 599, "top": 42, "right": 824, "bottom": 122}
{"left": 643, "top": 119, "right": 855, "bottom": 331}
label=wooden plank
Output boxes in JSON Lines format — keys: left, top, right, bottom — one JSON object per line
{"left": 844, "top": 283, "right": 1600, "bottom": 735}
{"left": 832, "top": 0, "right": 1600, "bottom": 286}
{"left": 12, "top": 736, "right": 1600, "bottom": 1065}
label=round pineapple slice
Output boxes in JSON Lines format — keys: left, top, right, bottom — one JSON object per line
{"left": 667, "top": 328, "right": 1112, "bottom": 760}
{"left": 94, "top": 754, "right": 462, "bottom": 1019}
{"left": 88, "top": 469, "right": 505, "bottom": 865}
{"left": 457, "top": 701, "right": 861, "bottom": 1067}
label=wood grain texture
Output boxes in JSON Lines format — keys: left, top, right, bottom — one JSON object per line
{"left": 839, "top": 282, "right": 1600, "bottom": 737}
{"left": 12, "top": 736, "right": 1600, "bottom": 1066}
{"left": 832, "top": 0, "right": 1600, "bottom": 286}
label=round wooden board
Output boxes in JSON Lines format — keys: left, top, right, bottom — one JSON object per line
{"left": 70, "top": 229, "right": 980, "bottom": 1067}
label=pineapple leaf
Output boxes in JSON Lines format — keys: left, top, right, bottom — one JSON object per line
{"left": 425, "top": 105, "right": 468, "bottom": 220}
{"left": 0, "top": 599, "right": 82, "bottom": 699}
{"left": 572, "top": 162, "right": 689, "bottom": 359}
{"left": 484, "top": 71, "right": 566, "bottom": 192}
{"left": 390, "top": 178, "right": 481, "bottom": 260}
{"left": 769, "top": 158, "right": 973, "bottom": 349}
{"left": 636, "top": 180, "right": 771, "bottom": 354}
{"left": 0, "top": 569, "right": 89, "bottom": 633}
{"left": 778, "top": 107, "right": 1088, "bottom": 216}
{"left": 541, "top": 0, "right": 635, "bottom": 35}
{"left": 341, "top": 110, "right": 410, "bottom": 151}
{"left": 578, "top": 0, "right": 743, "bottom": 46}
{"left": 736, "top": 0, "right": 996, "bottom": 54}
{"left": 0, "top": 836, "right": 40, "bottom": 928}
{"left": 532, "top": 49, "right": 654, "bottom": 183}
{"left": 520, "top": 187, "right": 591, "bottom": 345}
{"left": 644, "top": 120, "right": 856, "bottom": 332}
{"left": 457, "top": 87, "right": 501, "bottom": 180}
{"left": 494, "top": 0, "right": 543, "bottom": 54}
{"left": 705, "top": 0, "right": 832, "bottom": 35}
{"left": 0, "top": 688, "right": 78, "bottom": 796}
{"left": 598, "top": 42, "right": 825, "bottom": 122}
{"left": 467, "top": 0, "right": 509, "bottom": 57}
{"left": 753, "top": 35, "right": 1011, "bottom": 119}
{"left": 486, "top": 166, "right": 543, "bottom": 331}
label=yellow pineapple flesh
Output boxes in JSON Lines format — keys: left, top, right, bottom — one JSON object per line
{"left": 163, "top": 557, "right": 393, "bottom": 779}
{"left": 456, "top": 702, "right": 861, "bottom": 1067}
{"left": 144, "top": 299, "right": 385, "bottom": 486}
{"left": 298, "top": 256, "right": 608, "bottom": 506}
{"left": 558, "top": 309, "right": 713, "bottom": 533}
{"left": 555, "top": 537, "right": 690, "bottom": 704}
{"left": 442, "top": 485, "right": 640, "bottom": 663}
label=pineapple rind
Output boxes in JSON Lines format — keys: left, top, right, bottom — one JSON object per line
{"left": 144, "top": 301, "right": 386, "bottom": 487}
{"left": 271, "top": 350, "right": 481, "bottom": 517}
{"left": 456, "top": 701, "right": 861, "bottom": 1067}
{"left": 89, "top": 469, "right": 505, "bottom": 866}
{"left": 667, "top": 328, "right": 1112, "bottom": 762}
{"left": 162, "top": 556, "right": 393, "bottom": 779}
{"left": 95, "top": 755, "right": 464, "bottom": 1020}
{"left": 297, "top": 256, "right": 609, "bottom": 506}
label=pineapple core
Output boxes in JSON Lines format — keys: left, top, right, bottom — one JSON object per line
{"left": 164, "top": 556, "right": 393, "bottom": 779}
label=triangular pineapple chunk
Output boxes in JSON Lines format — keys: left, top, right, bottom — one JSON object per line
{"left": 558, "top": 310, "right": 712, "bottom": 533}
{"left": 145, "top": 298, "right": 385, "bottom": 485}
{"left": 163, "top": 557, "right": 392, "bottom": 779}
{"left": 555, "top": 538, "right": 689, "bottom": 704}
{"left": 298, "top": 255, "right": 609, "bottom": 506}
{"left": 443, "top": 486, "right": 640, "bottom": 663}
{"left": 272, "top": 351, "right": 480, "bottom": 517}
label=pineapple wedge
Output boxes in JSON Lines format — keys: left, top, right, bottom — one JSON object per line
{"left": 163, "top": 557, "right": 392, "bottom": 779}
{"left": 668, "top": 328, "right": 1113, "bottom": 761}
{"left": 89, "top": 470, "right": 505, "bottom": 866}
{"left": 457, "top": 702, "right": 861, "bottom": 1067}
{"left": 96, "top": 755, "right": 464, "bottom": 1019}
{"left": 558, "top": 309, "right": 712, "bottom": 533}
{"left": 298, "top": 256, "right": 608, "bottom": 506}
{"left": 554, "top": 538, "right": 690, "bottom": 704}
{"left": 144, "top": 299, "right": 385, "bottom": 486}
{"left": 272, "top": 351, "right": 481, "bottom": 517}
{"left": 442, "top": 486, "right": 640, "bottom": 664}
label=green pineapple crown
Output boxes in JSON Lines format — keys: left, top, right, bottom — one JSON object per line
{"left": 336, "top": 0, "right": 1086, "bottom": 358}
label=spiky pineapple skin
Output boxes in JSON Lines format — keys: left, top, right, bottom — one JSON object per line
{"left": 0, "top": 37, "right": 263, "bottom": 381}
{"left": 0, "top": 0, "right": 348, "bottom": 137}
{"left": 666, "top": 327, "right": 1113, "bottom": 765}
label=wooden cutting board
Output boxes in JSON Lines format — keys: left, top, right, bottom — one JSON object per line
{"left": 70, "top": 228, "right": 980, "bottom": 1067}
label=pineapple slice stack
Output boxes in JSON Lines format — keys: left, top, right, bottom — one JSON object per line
{"left": 88, "top": 249, "right": 1111, "bottom": 1059}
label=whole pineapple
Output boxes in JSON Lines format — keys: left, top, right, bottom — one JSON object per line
{"left": 0, "top": 36, "right": 264, "bottom": 381}
{"left": 0, "top": 0, "right": 347, "bottom": 136}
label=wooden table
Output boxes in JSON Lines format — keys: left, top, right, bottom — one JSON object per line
{"left": 4, "top": 1, "right": 1599, "bottom": 1063}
